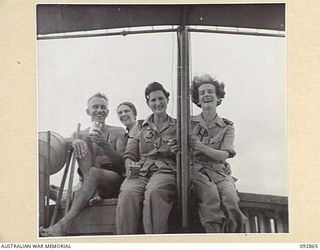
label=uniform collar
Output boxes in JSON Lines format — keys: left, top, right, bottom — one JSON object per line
{"left": 192, "top": 113, "right": 226, "bottom": 128}
{"left": 142, "top": 114, "right": 155, "bottom": 126}
{"left": 126, "top": 121, "right": 137, "bottom": 133}
{"left": 125, "top": 127, "right": 129, "bottom": 137}
{"left": 142, "top": 114, "right": 175, "bottom": 126}
{"left": 142, "top": 114, "right": 175, "bottom": 134}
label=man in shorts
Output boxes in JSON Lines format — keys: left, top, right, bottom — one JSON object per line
{"left": 40, "top": 93, "right": 126, "bottom": 236}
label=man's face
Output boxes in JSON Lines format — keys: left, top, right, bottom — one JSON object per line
{"left": 86, "top": 97, "right": 109, "bottom": 123}
{"left": 117, "top": 104, "right": 136, "bottom": 128}
{"left": 198, "top": 83, "right": 219, "bottom": 109}
{"left": 147, "top": 90, "right": 168, "bottom": 115}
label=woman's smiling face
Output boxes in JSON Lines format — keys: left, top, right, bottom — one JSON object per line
{"left": 147, "top": 90, "right": 168, "bottom": 115}
{"left": 117, "top": 104, "right": 136, "bottom": 128}
{"left": 198, "top": 83, "right": 219, "bottom": 109}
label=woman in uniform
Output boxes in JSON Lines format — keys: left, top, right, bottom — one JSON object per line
{"left": 189, "top": 74, "right": 246, "bottom": 233}
{"left": 116, "top": 82, "right": 177, "bottom": 234}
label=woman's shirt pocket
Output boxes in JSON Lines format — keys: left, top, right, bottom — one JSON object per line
{"left": 139, "top": 128, "right": 160, "bottom": 155}
{"left": 209, "top": 135, "right": 223, "bottom": 149}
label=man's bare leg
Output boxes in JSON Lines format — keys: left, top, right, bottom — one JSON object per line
{"left": 39, "top": 167, "right": 121, "bottom": 236}
{"left": 39, "top": 148, "right": 95, "bottom": 236}
{"left": 88, "top": 142, "right": 103, "bottom": 205}
{"left": 89, "top": 190, "right": 102, "bottom": 205}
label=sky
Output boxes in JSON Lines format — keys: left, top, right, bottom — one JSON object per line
{"left": 38, "top": 30, "right": 286, "bottom": 196}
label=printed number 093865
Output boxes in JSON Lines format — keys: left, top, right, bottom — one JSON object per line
{"left": 300, "top": 244, "right": 318, "bottom": 248}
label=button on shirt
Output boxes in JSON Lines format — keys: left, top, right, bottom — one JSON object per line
{"left": 191, "top": 113, "right": 236, "bottom": 182}
{"left": 124, "top": 114, "right": 177, "bottom": 176}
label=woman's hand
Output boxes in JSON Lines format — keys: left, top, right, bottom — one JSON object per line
{"left": 189, "top": 135, "right": 205, "bottom": 153}
{"left": 125, "top": 159, "right": 137, "bottom": 178}
{"left": 167, "top": 137, "right": 205, "bottom": 154}
{"left": 71, "top": 139, "right": 88, "bottom": 158}
{"left": 167, "top": 138, "right": 180, "bottom": 154}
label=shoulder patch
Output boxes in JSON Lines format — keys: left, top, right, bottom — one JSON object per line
{"left": 222, "top": 118, "right": 234, "bottom": 125}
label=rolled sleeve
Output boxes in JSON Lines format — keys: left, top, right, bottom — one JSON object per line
{"left": 123, "top": 137, "right": 140, "bottom": 161}
{"left": 220, "top": 126, "right": 236, "bottom": 158}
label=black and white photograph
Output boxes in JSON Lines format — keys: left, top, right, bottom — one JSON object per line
{"left": 37, "top": 4, "right": 287, "bottom": 237}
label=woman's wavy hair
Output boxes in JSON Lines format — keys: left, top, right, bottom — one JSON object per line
{"left": 145, "top": 82, "right": 170, "bottom": 103}
{"left": 191, "top": 74, "right": 225, "bottom": 107}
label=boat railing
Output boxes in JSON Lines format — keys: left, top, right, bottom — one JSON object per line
{"left": 238, "top": 192, "right": 288, "bottom": 233}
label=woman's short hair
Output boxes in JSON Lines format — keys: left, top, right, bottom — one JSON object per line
{"left": 145, "top": 82, "right": 170, "bottom": 102}
{"left": 191, "top": 74, "right": 225, "bottom": 107}
{"left": 117, "top": 101, "right": 137, "bottom": 117}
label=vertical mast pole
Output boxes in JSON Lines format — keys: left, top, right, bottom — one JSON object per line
{"left": 176, "top": 35, "right": 182, "bottom": 213}
{"left": 177, "top": 23, "right": 191, "bottom": 229}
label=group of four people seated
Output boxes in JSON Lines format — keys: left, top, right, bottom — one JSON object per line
{"left": 40, "top": 74, "right": 247, "bottom": 236}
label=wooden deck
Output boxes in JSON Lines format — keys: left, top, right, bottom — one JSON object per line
{"left": 47, "top": 191, "right": 288, "bottom": 235}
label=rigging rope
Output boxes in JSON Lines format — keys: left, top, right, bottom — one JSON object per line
{"left": 170, "top": 26, "right": 175, "bottom": 116}
{"left": 188, "top": 30, "right": 197, "bottom": 220}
